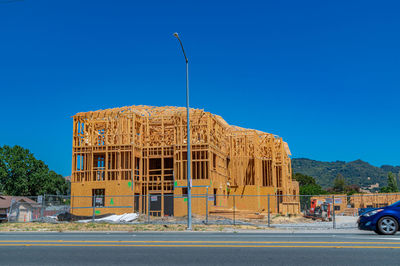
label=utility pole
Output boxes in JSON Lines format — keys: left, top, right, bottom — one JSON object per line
{"left": 173, "top": 32, "right": 192, "bottom": 230}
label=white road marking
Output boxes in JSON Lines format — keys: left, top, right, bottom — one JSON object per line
{"left": 339, "top": 236, "right": 400, "bottom": 241}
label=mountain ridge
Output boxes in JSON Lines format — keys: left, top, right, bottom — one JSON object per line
{"left": 291, "top": 158, "right": 400, "bottom": 189}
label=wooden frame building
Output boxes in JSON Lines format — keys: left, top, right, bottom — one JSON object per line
{"left": 70, "top": 105, "right": 300, "bottom": 217}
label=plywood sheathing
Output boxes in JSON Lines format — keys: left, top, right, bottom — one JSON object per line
{"left": 71, "top": 105, "right": 300, "bottom": 216}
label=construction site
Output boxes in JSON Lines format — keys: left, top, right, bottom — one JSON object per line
{"left": 307, "top": 192, "right": 400, "bottom": 219}
{"left": 70, "top": 105, "right": 300, "bottom": 218}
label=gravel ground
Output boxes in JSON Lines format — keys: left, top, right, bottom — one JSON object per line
{"left": 23, "top": 213, "right": 361, "bottom": 231}
{"left": 273, "top": 215, "right": 358, "bottom": 229}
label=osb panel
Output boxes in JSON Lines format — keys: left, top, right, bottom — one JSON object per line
{"left": 71, "top": 105, "right": 300, "bottom": 216}
{"left": 350, "top": 193, "right": 400, "bottom": 208}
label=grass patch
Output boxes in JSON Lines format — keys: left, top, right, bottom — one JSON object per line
{"left": 0, "top": 222, "right": 265, "bottom": 232}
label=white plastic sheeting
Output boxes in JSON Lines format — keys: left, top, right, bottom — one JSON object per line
{"left": 78, "top": 213, "right": 139, "bottom": 223}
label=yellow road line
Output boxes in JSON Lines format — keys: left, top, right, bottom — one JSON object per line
{"left": 0, "top": 243, "right": 399, "bottom": 248}
{"left": 0, "top": 240, "right": 399, "bottom": 245}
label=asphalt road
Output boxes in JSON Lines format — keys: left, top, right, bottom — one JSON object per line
{"left": 1, "top": 231, "right": 400, "bottom": 265}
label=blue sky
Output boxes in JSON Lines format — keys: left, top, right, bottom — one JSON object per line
{"left": 0, "top": 0, "right": 399, "bottom": 176}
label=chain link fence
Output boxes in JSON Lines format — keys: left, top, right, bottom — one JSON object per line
{"left": 4, "top": 193, "right": 400, "bottom": 229}
{"left": 6, "top": 195, "right": 70, "bottom": 223}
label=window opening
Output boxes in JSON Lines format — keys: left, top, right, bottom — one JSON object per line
{"left": 92, "top": 189, "right": 105, "bottom": 207}
{"left": 213, "top": 188, "right": 217, "bottom": 206}
{"left": 93, "top": 154, "right": 105, "bottom": 181}
{"left": 213, "top": 153, "right": 216, "bottom": 170}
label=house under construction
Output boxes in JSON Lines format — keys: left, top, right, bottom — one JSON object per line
{"left": 70, "top": 105, "right": 300, "bottom": 217}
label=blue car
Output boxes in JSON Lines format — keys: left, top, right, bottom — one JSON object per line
{"left": 358, "top": 200, "right": 400, "bottom": 235}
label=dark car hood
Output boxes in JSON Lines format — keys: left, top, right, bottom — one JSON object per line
{"left": 359, "top": 207, "right": 379, "bottom": 216}
{"left": 359, "top": 205, "right": 395, "bottom": 216}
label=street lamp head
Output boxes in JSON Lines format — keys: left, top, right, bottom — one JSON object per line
{"left": 173, "top": 31, "right": 188, "bottom": 62}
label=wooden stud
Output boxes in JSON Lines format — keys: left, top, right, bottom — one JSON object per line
{"left": 71, "top": 105, "right": 300, "bottom": 216}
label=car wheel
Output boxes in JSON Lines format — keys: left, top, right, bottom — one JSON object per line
{"left": 377, "top": 216, "right": 398, "bottom": 235}
{"left": 374, "top": 229, "right": 383, "bottom": 235}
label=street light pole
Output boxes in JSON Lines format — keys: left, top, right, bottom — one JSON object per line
{"left": 173, "top": 32, "right": 192, "bottom": 230}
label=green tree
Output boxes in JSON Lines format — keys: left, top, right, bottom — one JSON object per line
{"left": 293, "top": 173, "right": 326, "bottom": 195}
{"left": 293, "top": 173, "right": 326, "bottom": 211}
{"left": 333, "top": 174, "right": 346, "bottom": 192}
{"left": 387, "top": 172, "right": 398, "bottom": 192}
{"left": 380, "top": 172, "right": 399, "bottom": 193}
{"left": 0, "top": 145, "right": 70, "bottom": 196}
{"left": 293, "top": 173, "right": 317, "bottom": 187}
{"left": 345, "top": 184, "right": 361, "bottom": 195}
{"left": 299, "top": 184, "right": 326, "bottom": 196}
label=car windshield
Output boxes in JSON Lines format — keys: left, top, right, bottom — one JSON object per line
{"left": 388, "top": 200, "right": 400, "bottom": 207}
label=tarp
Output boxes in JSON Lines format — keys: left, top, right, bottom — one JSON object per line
{"left": 77, "top": 213, "right": 139, "bottom": 223}
{"left": 57, "top": 212, "right": 113, "bottom": 222}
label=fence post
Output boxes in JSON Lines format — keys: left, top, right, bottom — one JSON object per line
{"left": 147, "top": 194, "right": 150, "bottom": 224}
{"left": 92, "top": 195, "right": 95, "bottom": 223}
{"left": 16, "top": 202, "right": 20, "bottom": 222}
{"left": 133, "top": 194, "right": 135, "bottom": 214}
{"left": 233, "top": 195, "right": 236, "bottom": 226}
{"left": 277, "top": 193, "right": 280, "bottom": 215}
{"left": 40, "top": 194, "right": 45, "bottom": 218}
{"left": 67, "top": 195, "right": 70, "bottom": 214}
{"left": 267, "top": 194, "right": 271, "bottom": 227}
{"left": 332, "top": 195, "right": 336, "bottom": 229}
{"left": 206, "top": 187, "right": 208, "bottom": 224}
{"left": 7, "top": 201, "right": 12, "bottom": 223}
